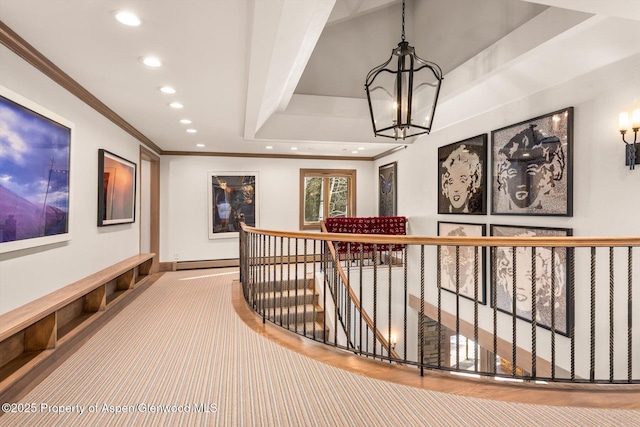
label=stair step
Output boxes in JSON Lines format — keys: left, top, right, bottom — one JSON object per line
{"left": 255, "top": 289, "right": 317, "bottom": 308}
{"left": 282, "top": 321, "right": 329, "bottom": 340}
{"left": 264, "top": 304, "right": 322, "bottom": 324}
{"left": 256, "top": 278, "right": 312, "bottom": 292}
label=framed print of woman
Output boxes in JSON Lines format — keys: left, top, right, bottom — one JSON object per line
{"left": 438, "top": 134, "right": 487, "bottom": 215}
{"left": 491, "top": 107, "right": 573, "bottom": 216}
{"left": 438, "top": 221, "right": 486, "bottom": 303}
{"left": 491, "top": 224, "right": 572, "bottom": 335}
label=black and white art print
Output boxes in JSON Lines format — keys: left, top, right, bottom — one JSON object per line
{"left": 491, "top": 108, "right": 573, "bottom": 216}
{"left": 438, "top": 134, "right": 487, "bottom": 215}
{"left": 437, "top": 221, "right": 486, "bottom": 304}
{"left": 490, "top": 224, "right": 572, "bottom": 336}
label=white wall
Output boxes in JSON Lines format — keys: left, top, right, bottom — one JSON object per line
{"left": 379, "top": 52, "right": 640, "bottom": 238}
{"left": 160, "top": 155, "right": 374, "bottom": 262}
{"left": 374, "top": 52, "right": 640, "bottom": 378}
{"left": 0, "top": 45, "right": 143, "bottom": 314}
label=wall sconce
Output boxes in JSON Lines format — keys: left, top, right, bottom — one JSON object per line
{"left": 390, "top": 333, "right": 397, "bottom": 350}
{"left": 619, "top": 109, "right": 640, "bottom": 170}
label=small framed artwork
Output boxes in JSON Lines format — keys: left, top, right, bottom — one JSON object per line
{"left": 437, "top": 221, "right": 486, "bottom": 304}
{"left": 491, "top": 107, "right": 573, "bottom": 216}
{"left": 378, "top": 162, "right": 397, "bottom": 216}
{"left": 98, "top": 149, "right": 137, "bottom": 226}
{"left": 208, "top": 172, "right": 258, "bottom": 239}
{"left": 438, "top": 134, "right": 487, "bottom": 215}
{"left": 0, "top": 86, "right": 72, "bottom": 253}
{"left": 490, "top": 224, "right": 572, "bottom": 336}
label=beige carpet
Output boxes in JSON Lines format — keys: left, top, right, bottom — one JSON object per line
{"left": 2, "top": 268, "right": 640, "bottom": 426}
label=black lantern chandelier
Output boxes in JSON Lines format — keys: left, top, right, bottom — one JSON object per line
{"left": 365, "top": 0, "right": 443, "bottom": 140}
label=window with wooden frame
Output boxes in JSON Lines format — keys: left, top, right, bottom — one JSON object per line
{"left": 300, "top": 169, "right": 356, "bottom": 230}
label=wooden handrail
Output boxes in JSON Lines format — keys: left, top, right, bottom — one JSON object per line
{"left": 320, "top": 222, "right": 401, "bottom": 360}
{"left": 241, "top": 223, "right": 640, "bottom": 248}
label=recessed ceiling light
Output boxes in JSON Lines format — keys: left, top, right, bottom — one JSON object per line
{"left": 290, "top": 147, "right": 298, "bottom": 151}
{"left": 169, "top": 102, "right": 183, "bottom": 109}
{"left": 179, "top": 119, "right": 192, "bottom": 124}
{"left": 159, "top": 86, "right": 176, "bottom": 94}
{"left": 140, "top": 56, "right": 162, "bottom": 67}
{"left": 186, "top": 129, "right": 197, "bottom": 133}
{"left": 352, "top": 151, "right": 359, "bottom": 154}
{"left": 115, "top": 11, "right": 141, "bottom": 27}
{"left": 265, "top": 146, "right": 273, "bottom": 149}
{"left": 358, "top": 147, "right": 365, "bottom": 151}
{"left": 196, "top": 144, "right": 205, "bottom": 148}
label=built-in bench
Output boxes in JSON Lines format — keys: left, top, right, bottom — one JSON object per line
{"left": 0, "top": 253, "right": 155, "bottom": 401}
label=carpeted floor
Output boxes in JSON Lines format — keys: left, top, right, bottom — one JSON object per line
{"left": 2, "top": 268, "right": 640, "bottom": 426}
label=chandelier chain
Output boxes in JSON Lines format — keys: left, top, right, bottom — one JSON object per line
{"left": 401, "top": 0, "right": 406, "bottom": 41}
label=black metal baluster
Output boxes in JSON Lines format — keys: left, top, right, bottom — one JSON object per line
{"left": 304, "top": 239, "right": 308, "bottom": 338}
{"left": 323, "top": 241, "right": 327, "bottom": 344}
{"left": 262, "top": 234, "right": 266, "bottom": 323}
{"left": 280, "top": 237, "right": 284, "bottom": 327}
{"left": 404, "top": 245, "right": 408, "bottom": 363}
{"left": 629, "top": 247, "right": 633, "bottom": 383}
{"left": 287, "top": 238, "right": 291, "bottom": 330}
{"left": 373, "top": 243, "right": 378, "bottom": 359}
{"left": 268, "top": 236, "right": 273, "bottom": 324}
{"left": 437, "top": 245, "right": 442, "bottom": 369}
{"left": 455, "top": 245, "right": 460, "bottom": 371}
{"left": 420, "top": 245, "right": 425, "bottom": 376}
{"left": 474, "top": 245, "right": 479, "bottom": 373}
{"left": 295, "top": 238, "right": 299, "bottom": 334}
{"left": 590, "top": 247, "right": 596, "bottom": 382}
{"left": 313, "top": 239, "right": 317, "bottom": 341}
{"left": 347, "top": 243, "right": 351, "bottom": 348}
{"left": 388, "top": 247, "right": 393, "bottom": 361}
{"left": 531, "top": 247, "right": 537, "bottom": 380}
{"left": 511, "top": 246, "right": 517, "bottom": 377}
{"left": 359, "top": 245, "right": 364, "bottom": 354}
{"left": 610, "top": 246, "right": 615, "bottom": 383}
{"left": 492, "top": 247, "right": 498, "bottom": 375}
{"left": 333, "top": 247, "right": 340, "bottom": 347}
{"left": 570, "top": 247, "right": 576, "bottom": 381}
{"left": 551, "top": 247, "right": 556, "bottom": 380}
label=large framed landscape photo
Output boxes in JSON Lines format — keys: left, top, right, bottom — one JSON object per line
{"left": 98, "top": 149, "right": 137, "bottom": 226}
{"left": 0, "top": 86, "right": 72, "bottom": 253}
{"left": 490, "top": 224, "right": 572, "bottom": 335}
{"left": 208, "top": 172, "right": 258, "bottom": 239}
{"left": 491, "top": 107, "right": 573, "bottom": 216}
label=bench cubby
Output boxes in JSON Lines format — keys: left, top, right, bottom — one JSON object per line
{"left": 0, "top": 253, "right": 155, "bottom": 399}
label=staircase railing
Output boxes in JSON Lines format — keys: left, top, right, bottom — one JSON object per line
{"left": 239, "top": 222, "right": 640, "bottom": 385}
{"left": 320, "top": 221, "right": 401, "bottom": 361}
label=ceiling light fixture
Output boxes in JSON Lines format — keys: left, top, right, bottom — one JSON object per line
{"left": 115, "top": 11, "right": 141, "bottom": 27}
{"left": 365, "top": 0, "right": 443, "bottom": 140}
{"left": 186, "top": 129, "right": 197, "bottom": 133}
{"left": 265, "top": 146, "right": 273, "bottom": 150}
{"left": 159, "top": 86, "right": 176, "bottom": 94}
{"left": 196, "top": 144, "right": 205, "bottom": 148}
{"left": 140, "top": 56, "right": 162, "bottom": 67}
{"left": 169, "top": 102, "right": 183, "bottom": 109}
{"left": 290, "top": 147, "right": 298, "bottom": 151}
{"left": 179, "top": 119, "right": 192, "bottom": 124}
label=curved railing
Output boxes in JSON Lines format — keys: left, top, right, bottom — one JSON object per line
{"left": 239, "top": 223, "right": 640, "bottom": 384}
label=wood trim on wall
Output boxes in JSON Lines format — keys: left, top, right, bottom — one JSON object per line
{"left": 163, "top": 151, "right": 373, "bottom": 161}
{"left": 0, "top": 20, "right": 163, "bottom": 155}
{"left": 140, "top": 147, "right": 161, "bottom": 273}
